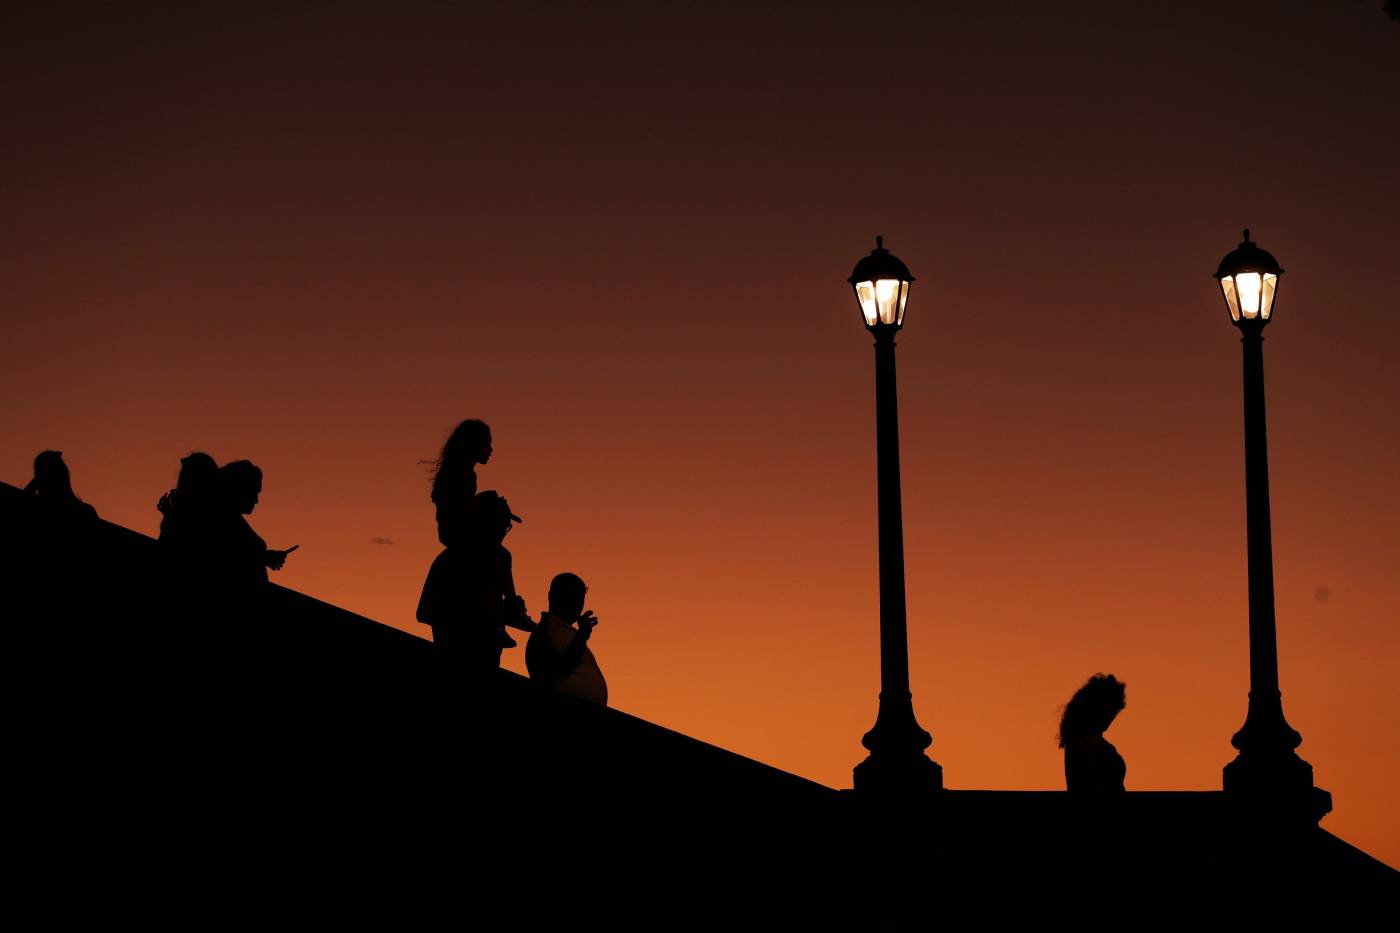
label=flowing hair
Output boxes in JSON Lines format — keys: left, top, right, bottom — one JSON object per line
{"left": 429, "top": 419, "right": 490, "bottom": 505}
{"left": 1058, "top": 673, "right": 1126, "bottom": 748}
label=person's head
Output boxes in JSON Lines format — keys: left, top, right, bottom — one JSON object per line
{"left": 1058, "top": 673, "right": 1126, "bottom": 748}
{"left": 548, "top": 572, "right": 588, "bottom": 621}
{"left": 220, "top": 460, "right": 263, "bottom": 515}
{"left": 431, "top": 419, "right": 492, "bottom": 503}
{"left": 469, "top": 490, "right": 521, "bottom": 544}
{"left": 27, "top": 450, "right": 74, "bottom": 498}
{"left": 177, "top": 452, "right": 219, "bottom": 501}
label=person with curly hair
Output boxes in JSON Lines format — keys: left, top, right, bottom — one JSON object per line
{"left": 1059, "top": 673, "right": 1127, "bottom": 793}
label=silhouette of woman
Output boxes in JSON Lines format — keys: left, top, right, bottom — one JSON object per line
{"left": 1059, "top": 673, "right": 1127, "bottom": 793}
{"left": 24, "top": 451, "right": 98, "bottom": 525}
{"left": 417, "top": 491, "right": 531, "bottom": 677}
{"left": 158, "top": 452, "right": 219, "bottom": 548}
{"left": 22, "top": 451, "right": 101, "bottom": 647}
{"left": 214, "top": 460, "right": 297, "bottom": 592}
{"left": 430, "top": 419, "right": 493, "bottom": 548}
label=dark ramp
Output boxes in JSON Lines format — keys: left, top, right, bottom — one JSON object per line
{"left": 2, "top": 480, "right": 1394, "bottom": 908}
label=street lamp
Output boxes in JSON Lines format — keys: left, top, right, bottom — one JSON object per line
{"left": 848, "top": 236, "right": 942, "bottom": 793}
{"left": 1213, "top": 229, "right": 1317, "bottom": 798}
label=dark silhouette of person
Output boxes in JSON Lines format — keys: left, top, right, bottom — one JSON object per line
{"left": 18, "top": 451, "right": 117, "bottom": 688}
{"left": 157, "top": 452, "right": 219, "bottom": 550}
{"left": 21, "top": 450, "right": 100, "bottom": 625}
{"left": 155, "top": 452, "right": 223, "bottom": 653}
{"left": 430, "top": 419, "right": 493, "bottom": 548}
{"left": 416, "top": 490, "right": 531, "bottom": 677}
{"left": 1059, "top": 673, "right": 1127, "bottom": 793}
{"left": 24, "top": 450, "right": 98, "bottom": 525}
{"left": 526, "top": 572, "right": 607, "bottom": 705}
{"left": 214, "top": 460, "right": 297, "bottom": 591}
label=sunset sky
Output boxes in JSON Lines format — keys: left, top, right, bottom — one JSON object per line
{"left": 3, "top": 2, "right": 1396, "bottom": 866}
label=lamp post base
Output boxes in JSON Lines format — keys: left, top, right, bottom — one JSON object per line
{"left": 853, "top": 750, "right": 943, "bottom": 794}
{"left": 1223, "top": 758, "right": 1333, "bottom": 830}
{"left": 1224, "top": 747, "right": 1331, "bottom": 825}
{"left": 1222, "top": 747, "right": 1315, "bottom": 795}
{"left": 1224, "top": 690, "right": 1314, "bottom": 797}
{"left": 854, "top": 691, "right": 942, "bottom": 793}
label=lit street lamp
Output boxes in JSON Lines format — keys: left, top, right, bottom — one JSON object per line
{"left": 848, "top": 236, "right": 942, "bottom": 793}
{"left": 1213, "top": 229, "right": 1318, "bottom": 799}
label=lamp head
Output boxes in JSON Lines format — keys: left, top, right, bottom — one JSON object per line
{"left": 1214, "top": 228, "right": 1283, "bottom": 328}
{"left": 849, "top": 235, "right": 914, "bottom": 332}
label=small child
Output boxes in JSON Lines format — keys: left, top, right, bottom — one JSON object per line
{"left": 526, "top": 572, "right": 607, "bottom": 706}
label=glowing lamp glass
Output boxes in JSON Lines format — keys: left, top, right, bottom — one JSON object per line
{"left": 854, "top": 278, "right": 910, "bottom": 327}
{"left": 1219, "top": 271, "right": 1278, "bottom": 323}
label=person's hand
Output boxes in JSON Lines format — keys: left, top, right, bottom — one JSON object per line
{"left": 267, "top": 544, "right": 299, "bottom": 571}
{"left": 157, "top": 491, "right": 174, "bottom": 515}
{"left": 578, "top": 610, "right": 598, "bottom": 639}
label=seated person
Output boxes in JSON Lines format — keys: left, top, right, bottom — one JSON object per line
{"left": 24, "top": 450, "right": 98, "bottom": 525}
{"left": 526, "top": 572, "right": 607, "bottom": 706}
{"left": 21, "top": 450, "right": 99, "bottom": 604}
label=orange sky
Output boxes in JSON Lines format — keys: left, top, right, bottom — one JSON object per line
{"left": 4, "top": 2, "right": 1397, "bottom": 866}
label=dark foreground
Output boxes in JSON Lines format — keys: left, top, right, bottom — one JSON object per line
{"left": 3, "top": 481, "right": 1394, "bottom": 915}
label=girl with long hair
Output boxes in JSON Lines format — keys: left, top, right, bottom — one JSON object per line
{"left": 430, "top": 419, "right": 492, "bottom": 548}
{"left": 1059, "top": 673, "right": 1127, "bottom": 793}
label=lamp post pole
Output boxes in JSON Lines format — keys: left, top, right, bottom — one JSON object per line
{"left": 848, "top": 237, "right": 942, "bottom": 793}
{"left": 1212, "top": 230, "right": 1317, "bottom": 799}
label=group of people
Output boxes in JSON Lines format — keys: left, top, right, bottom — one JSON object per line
{"left": 19, "top": 443, "right": 1124, "bottom": 781}
{"left": 156, "top": 451, "right": 297, "bottom": 592}
{"left": 415, "top": 418, "right": 608, "bottom": 706}
{"left": 19, "top": 448, "right": 295, "bottom": 595}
